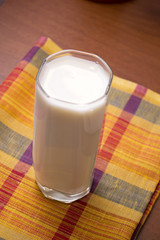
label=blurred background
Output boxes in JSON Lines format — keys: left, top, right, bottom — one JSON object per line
{"left": 0, "top": 0, "right": 160, "bottom": 93}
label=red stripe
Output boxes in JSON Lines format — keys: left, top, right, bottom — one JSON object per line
{"left": 1, "top": 209, "right": 56, "bottom": 238}
{"left": 53, "top": 200, "right": 87, "bottom": 239}
{"left": 0, "top": 188, "right": 12, "bottom": 197}
{"left": 0, "top": 161, "right": 30, "bottom": 212}
{"left": 0, "top": 62, "right": 29, "bottom": 99}
{"left": 35, "top": 36, "right": 48, "bottom": 47}
{"left": 100, "top": 85, "right": 147, "bottom": 162}
{"left": 105, "top": 119, "right": 160, "bottom": 149}
{"left": 106, "top": 112, "right": 160, "bottom": 137}
{"left": 53, "top": 232, "right": 69, "bottom": 240}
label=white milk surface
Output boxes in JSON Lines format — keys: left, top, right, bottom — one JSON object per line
{"left": 33, "top": 55, "right": 109, "bottom": 195}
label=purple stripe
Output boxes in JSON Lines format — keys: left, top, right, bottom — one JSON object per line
{"left": 90, "top": 168, "right": 104, "bottom": 193}
{"left": 124, "top": 95, "right": 142, "bottom": 114}
{"left": 23, "top": 46, "right": 39, "bottom": 62}
{"left": 20, "top": 142, "right": 33, "bottom": 165}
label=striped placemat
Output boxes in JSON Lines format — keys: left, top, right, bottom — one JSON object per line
{"left": 0, "top": 36, "right": 159, "bottom": 240}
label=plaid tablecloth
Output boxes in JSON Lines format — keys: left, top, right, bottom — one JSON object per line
{"left": 0, "top": 36, "right": 159, "bottom": 240}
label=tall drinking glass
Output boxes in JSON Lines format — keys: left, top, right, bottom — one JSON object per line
{"left": 33, "top": 50, "right": 113, "bottom": 203}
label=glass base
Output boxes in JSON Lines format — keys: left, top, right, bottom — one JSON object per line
{"left": 36, "top": 180, "right": 90, "bottom": 203}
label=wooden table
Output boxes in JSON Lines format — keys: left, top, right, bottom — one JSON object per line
{"left": 0, "top": 0, "right": 159, "bottom": 239}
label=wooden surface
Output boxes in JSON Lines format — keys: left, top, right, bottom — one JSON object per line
{"left": 0, "top": 0, "right": 160, "bottom": 239}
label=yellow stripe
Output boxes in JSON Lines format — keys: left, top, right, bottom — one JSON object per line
{"left": 25, "top": 165, "right": 35, "bottom": 179}
{"left": 131, "top": 115, "right": 160, "bottom": 134}
{"left": 102, "top": 110, "right": 160, "bottom": 144}
{"left": 0, "top": 210, "right": 55, "bottom": 240}
{"left": 106, "top": 163, "right": 157, "bottom": 192}
{"left": 18, "top": 177, "right": 69, "bottom": 214}
{"left": 107, "top": 105, "right": 122, "bottom": 118}
{"left": 108, "top": 104, "right": 160, "bottom": 135}
{"left": 0, "top": 178, "right": 69, "bottom": 238}
{"left": 75, "top": 204, "right": 135, "bottom": 240}
{"left": 113, "top": 146, "right": 160, "bottom": 174}
{"left": 100, "top": 108, "right": 122, "bottom": 151}
{"left": 0, "top": 225, "right": 32, "bottom": 240}
{"left": 89, "top": 194, "right": 142, "bottom": 222}
{"left": 143, "top": 88, "right": 160, "bottom": 106}
{"left": 24, "top": 62, "right": 38, "bottom": 79}
{"left": 3, "top": 206, "right": 60, "bottom": 235}
{"left": 17, "top": 69, "right": 35, "bottom": 92}
{"left": 113, "top": 75, "right": 160, "bottom": 107}
{"left": 118, "top": 137, "right": 160, "bottom": 165}
{"left": 41, "top": 38, "right": 62, "bottom": 55}
{"left": 1, "top": 95, "right": 33, "bottom": 121}
{"left": 125, "top": 125, "right": 160, "bottom": 146}
{"left": 73, "top": 223, "right": 128, "bottom": 240}
{"left": 0, "top": 103, "right": 33, "bottom": 128}
{"left": 0, "top": 108, "right": 33, "bottom": 139}
{"left": 78, "top": 195, "right": 139, "bottom": 240}
{"left": 2, "top": 80, "right": 34, "bottom": 116}
{"left": 12, "top": 78, "right": 35, "bottom": 99}
{"left": 0, "top": 165, "right": 11, "bottom": 188}
{"left": 115, "top": 139, "right": 160, "bottom": 171}
{"left": 104, "top": 115, "right": 160, "bottom": 146}
{"left": 0, "top": 150, "right": 18, "bottom": 170}
{"left": 112, "top": 76, "right": 136, "bottom": 95}
{"left": 110, "top": 154, "right": 159, "bottom": 181}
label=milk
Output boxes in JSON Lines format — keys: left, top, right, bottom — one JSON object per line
{"left": 33, "top": 53, "right": 112, "bottom": 202}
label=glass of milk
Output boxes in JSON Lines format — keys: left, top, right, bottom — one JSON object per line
{"left": 33, "top": 50, "right": 113, "bottom": 203}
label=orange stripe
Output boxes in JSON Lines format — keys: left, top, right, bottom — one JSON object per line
{"left": 109, "top": 155, "right": 159, "bottom": 180}
{"left": 10, "top": 193, "right": 67, "bottom": 224}
{"left": 13, "top": 76, "right": 35, "bottom": 96}
{"left": 107, "top": 112, "right": 160, "bottom": 137}
{"left": 115, "top": 142, "right": 160, "bottom": 166}
{"left": 84, "top": 200, "right": 137, "bottom": 226}
{"left": 14, "top": 181, "right": 69, "bottom": 215}
{"left": 22, "top": 69, "right": 36, "bottom": 81}
{"left": 2, "top": 94, "right": 34, "bottom": 117}
{"left": 1, "top": 209, "right": 55, "bottom": 239}
{"left": 0, "top": 63, "right": 28, "bottom": 98}
{"left": 76, "top": 214, "right": 134, "bottom": 238}
{"left": 74, "top": 221, "right": 130, "bottom": 240}
{"left": 0, "top": 99, "right": 33, "bottom": 127}
{"left": 0, "top": 162, "right": 14, "bottom": 174}
{"left": 105, "top": 119, "right": 160, "bottom": 147}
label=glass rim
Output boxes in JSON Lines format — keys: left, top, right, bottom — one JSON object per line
{"left": 36, "top": 49, "right": 113, "bottom": 106}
